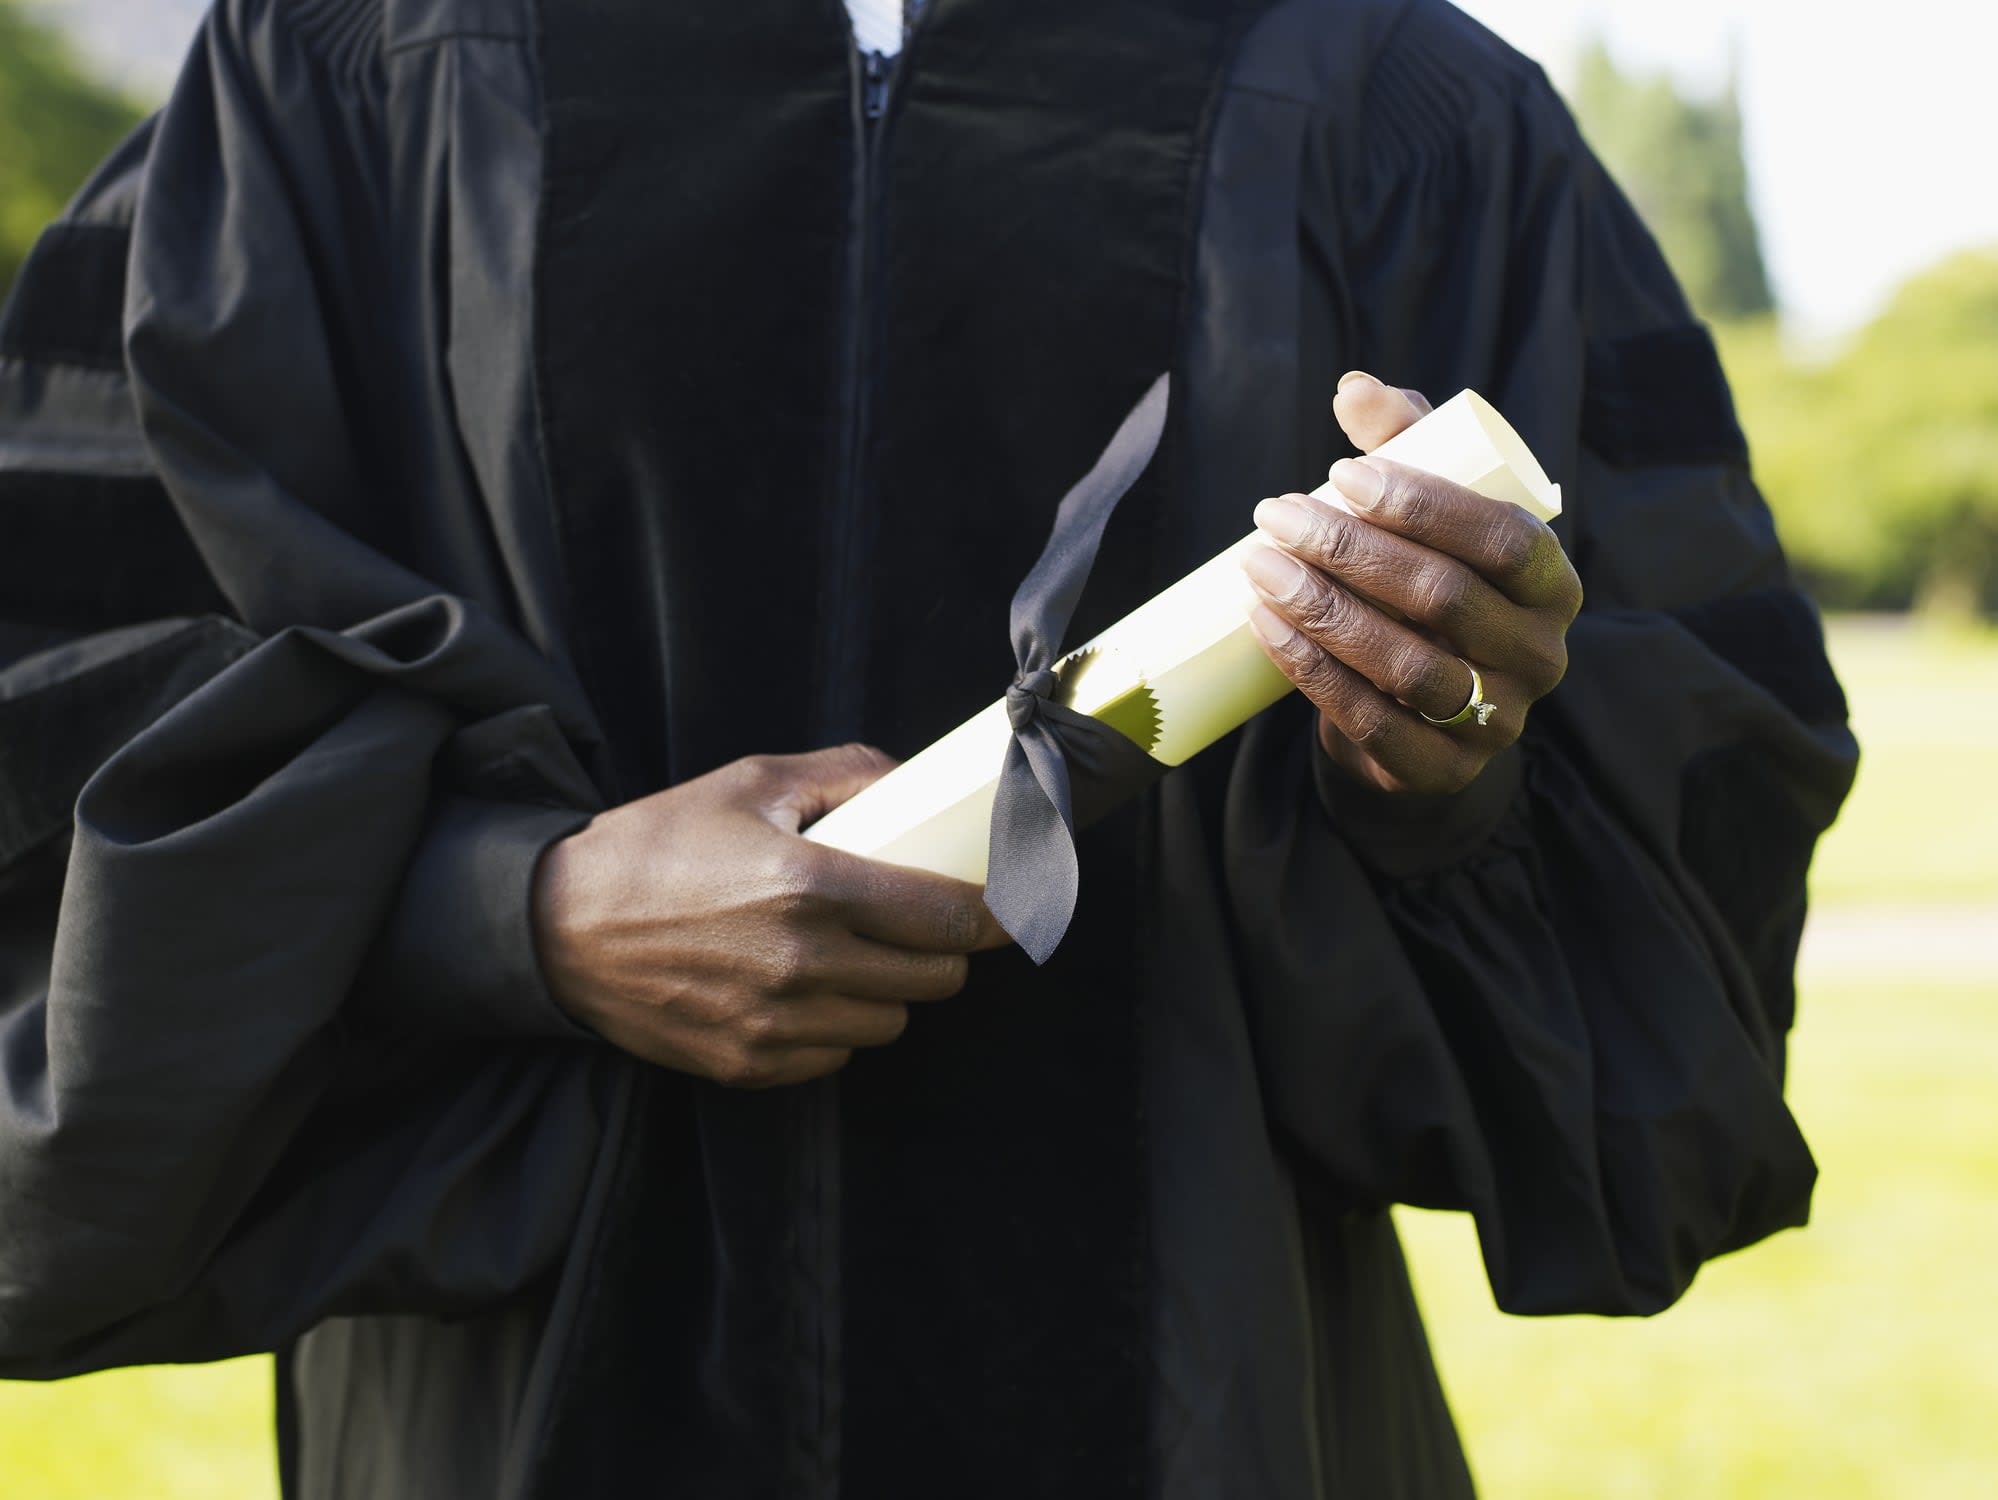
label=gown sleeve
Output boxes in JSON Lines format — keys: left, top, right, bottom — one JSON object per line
{"left": 0, "top": 0, "right": 619, "bottom": 1377}
{"left": 1225, "top": 9, "right": 1858, "bottom": 1318}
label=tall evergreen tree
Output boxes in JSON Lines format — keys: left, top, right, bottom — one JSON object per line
{"left": 1569, "top": 38, "right": 1776, "bottom": 321}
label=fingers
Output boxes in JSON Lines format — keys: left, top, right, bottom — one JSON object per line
{"left": 761, "top": 994, "right": 913, "bottom": 1050}
{"left": 731, "top": 913, "right": 974, "bottom": 1003}
{"left": 1243, "top": 602, "right": 1484, "bottom": 796}
{"left": 1253, "top": 491, "right": 1508, "bottom": 643}
{"left": 811, "top": 846, "right": 1012, "bottom": 953}
{"left": 1241, "top": 543, "right": 1502, "bottom": 728}
{"left": 1328, "top": 370, "right": 1576, "bottom": 618}
{"left": 1250, "top": 493, "right": 1562, "bottom": 693}
{"left": 1333, "top": 370, "right": 1432, "bottom": 452}
{"left": 733, "top": 748, "right": 1011, "bottom": 954}
{"left": 789, "top": 932, "right": 974, "bottom": 1004}
{"left": 739, "top": 743, "right": 899, "bottom": 831}
{"left": 1324, "top": 457, "right": 1581, "bottom": 617}
{"left": 714, "top": 1044, "right": 855, "bottom": 1091}
{"left": 714, "top": 991, "right": 913, "bottom": 1090}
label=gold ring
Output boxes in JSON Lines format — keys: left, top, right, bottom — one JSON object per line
{"left": 1422, "top": 660, "right": 1496, "bottom": 728}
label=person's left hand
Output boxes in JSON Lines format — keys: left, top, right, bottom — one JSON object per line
{"left": 1241, "top": 371, "right": 1582, "bottom": 796}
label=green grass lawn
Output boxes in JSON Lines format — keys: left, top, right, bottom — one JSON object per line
{"left": 1806, "top": 616, "right": 1998, "bottom": 906}
{"left": 0, "top": 1358, "right": 274, "bottom": 1499}
{"left": 1, "top": 616, "right": 1992, "bottom": 1497}
{"left": 1394, "top": 617, "right": 1998, "bottom": 1498}
{"left": 1397, "top": 977, "right": 1998, "bottom": 1500}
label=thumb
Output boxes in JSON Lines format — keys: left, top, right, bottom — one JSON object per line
{"left": 1332, "top": 370, "right": 1433, "bottom": 454}
{"left": 760, "top": 742, "right": 898, "bottom": 831}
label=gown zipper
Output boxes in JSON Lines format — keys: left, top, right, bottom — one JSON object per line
{"left": 801, "top": 35, "right": 906, "bottom": 1499}
{"left": 817, "top": 45, "right": 895, "bottom": 739}
{"left": 863, "top": 46, "right": 892, "bottom": 121}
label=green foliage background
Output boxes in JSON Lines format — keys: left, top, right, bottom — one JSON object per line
{"left": 1716, "top": 257, "right": 1998, "bottom": 617}
{"left": 1570, "top": 44, "right": 1998, "bottom": 618}
{"left": 0, "top": 0, "right": 141, "bottom": 299}
{"left": 1571, "top": 39, "right": 1774, "bottom": 321}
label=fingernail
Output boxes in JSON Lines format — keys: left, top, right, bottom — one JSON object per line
{"left": 1246, "top": 601, "right": 1296, "bottom": 651}
{"left": 1253, "top": 494, "right": 1311, "bottom": 546}
{"left": 1330, "top": 457, "right": 1384, "bottom": 508}
{"left": 1241, "top": 543, "right": 1307, "bottom": 600}
{"left": 1337, "top": 370, "right": 1378, "bottom": 393}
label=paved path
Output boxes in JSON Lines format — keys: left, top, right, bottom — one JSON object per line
{"left": 1798, "top": 903, "right": 1998, "bottom": 981}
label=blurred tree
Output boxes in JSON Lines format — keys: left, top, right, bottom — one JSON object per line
{"left": 1570, "top": 38, "right": 1775, "bottom": 322}
{"left": 0, "top": 0, "right": 142, "bottom": 301}
{"left": 1719, "top": 249, "right": 1998, "bottom": 618}
{"left": 1566, "top": 40, "right": 1998, "bottom": 617}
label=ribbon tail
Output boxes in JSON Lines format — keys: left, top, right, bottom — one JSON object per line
{"left": 989, "top": 372, "right": 1171, "bottom": 964}
{"left": 1007, "top": 371, "right": 1171, "bottom": 671}
{"left": 986, "top": 727, "right": 1079, "bottom": 966}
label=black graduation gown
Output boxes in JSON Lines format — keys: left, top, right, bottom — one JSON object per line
{"left": 0, "top": 1, "right": 1857, "bottom": 1496}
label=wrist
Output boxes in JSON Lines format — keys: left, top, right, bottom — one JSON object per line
{"left": 529, "top": 821, "right": 599, "bottom": 1030}
{"left": 1312, "top": 726, "right": 1524, "bottom": 877}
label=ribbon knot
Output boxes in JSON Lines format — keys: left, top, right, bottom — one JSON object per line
{"left": 1006, "top": 668, "right": 1062, "bottom": 731}
{"left": 984, "top": 373, "right": 1172, "bottom": 965}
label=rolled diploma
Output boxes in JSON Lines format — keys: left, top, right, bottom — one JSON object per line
{"left": 805, "top": 390, "right": 1562, "bottom": 882}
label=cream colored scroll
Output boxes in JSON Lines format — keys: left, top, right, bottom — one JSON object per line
{"left": 805, "top": 390, "right": 1562, "bottom": 883}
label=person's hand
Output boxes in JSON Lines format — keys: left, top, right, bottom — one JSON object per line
{"left": 1241, "top": 371, "right": 1582, "bottom": 795}
{"left": 531, "top": 744, "right": 1010, "bottom": 1088}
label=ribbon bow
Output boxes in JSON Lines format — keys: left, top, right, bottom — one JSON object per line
{"left": 986, "top": 373, "right": 1173, "bottom": 964}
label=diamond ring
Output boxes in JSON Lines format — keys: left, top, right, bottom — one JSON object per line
{"left": 1421, "top": 660, "right": 1496, "bottom": 729}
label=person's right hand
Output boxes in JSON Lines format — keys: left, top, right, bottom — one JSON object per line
{"left": 530, "top": 744, "right": 1011, "bottom": 1089}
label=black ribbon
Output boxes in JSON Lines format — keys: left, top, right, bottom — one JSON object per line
{"left": 988, "top": 372, "right": 1172, "bottom": 964}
